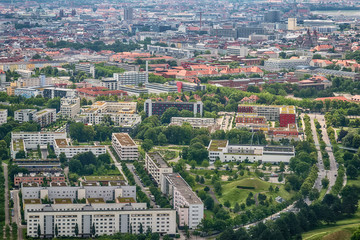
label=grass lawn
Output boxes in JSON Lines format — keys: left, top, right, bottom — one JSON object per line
{"left": 219, "top": 177, "right": 293, "bottom": 207}
{"left": 346, "top": 176, "right": 360, "bottom": 187}
{"left": 302, "top": 202, "right": 360, "bottom": 240}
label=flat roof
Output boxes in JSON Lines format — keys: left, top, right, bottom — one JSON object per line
{"left": 24, "top": 199, "right": 41, "bottom": 204}
{"left": 113, "top": 133, "right": 136, "bottom": 147}
{"left": 84, "top": 175, "right": 125, "bottom": 182}
{"left": 117, "top": 197, "right": 136, "bottom": 203}
{"left": 54, "top": 198, "right": 72, "bottom": 204}
{"left": 87, "top": 198, "right": 105, "bottom": 204}
{"left": 147, "top": 152, "right": 169, "bottom": 168}
{"left": 165, "top": 173, "right": 202, "bottom": 205}
{"left": 208, "top": 140, "right": 227, "bottom": 151}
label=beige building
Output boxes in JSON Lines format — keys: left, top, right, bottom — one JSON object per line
{"left": 60, "top": 98, "right": 80, "bottom": 118}
{"left": 53, "top": 138, "right": 106, "bottom": 159}
{"left": 145, "top": 152, "right": 173, "bottom": 186}
{"left": 112, "top": 133, "right": 138, "bottom": 160}
{"left": 0, "top": 109, "right": 7, "bottom": 125}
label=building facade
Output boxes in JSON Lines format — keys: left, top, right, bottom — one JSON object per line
{"left": 53, "top": 138, "right": 106, "bottom": 159}
{"left": 145, "top": 152, "right": 173, "bottom": 186}
{"left": 114, "top": 71, "right": 148, "bottom": 86}
{"left": 60, "top": 98, "right": 81, "bottom": 118}
{"left": 112, "top": 133, "right": 138, "bottom": 161}
{"left": 0, "top": 109, "right": 7, "bottom": 125}
{"left": 14, "top": 172, "right": 65, "bottom": 187}
{"left": 144, "top": 99, "right": 203, "bottom": 117}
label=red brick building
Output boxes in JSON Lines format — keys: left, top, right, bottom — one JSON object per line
{"left": 235, "top": 116, "right": 266, "bottom": 124}
{"left": 14, "top": 173, "right": 65, "bottom": 187}
{"left": 279, "top": 113, "right": 296, "bottom": 127}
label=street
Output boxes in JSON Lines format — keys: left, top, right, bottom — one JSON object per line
{"left": 2, "top": 163, "right": 9, "bottom": 226}
{"left": 11, "top": 189, "right": 25, "bottom": 240}
{"left": 106, "top": 146, "right": 129, "bottom": 185}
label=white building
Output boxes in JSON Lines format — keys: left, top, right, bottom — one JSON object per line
{"left": 75, "top": 63, "right": 95, "bottom": 78}
{"left": 15, "top": 109, "right": 57, "bottom": 127}
{"left": 114, "top": 71, "right": 148, "bottom": 86}
{"left": 112, "top": 133, "right": 138, "bottom": 161}
{"left": 0, "top": 109, "right": 7, "bottom": 125}
{"left": 145, "top": 152, "right": 173, "bottom": 186}
{"left": 264, "top": 56, "right": 312, "bottom": 70}
{"left": 161, "top": 173, "right": 203, "bottom": 229}
{"left": 11, "top": 131, "right": 67, "bottom": 149}
{"left": 207, "top": 140, "right": 295, "bottom": 164}
{"left": 60, "top": 98, "right": 80, "bottom": 118}
{"left": 53, "top": 139, "right": 106, "bottom": 159}
{"left": 227, "top": 46, "right": 249, "bottom": 57}
{"left": 25, "top": 203, "right": 176, "bottom": 238}
{"left": 22, "top": 183, "right": 136, "bottom": 201}
{"left": 170, "top": 117, "right": 215, "bottom": 128}
{"left": 15, "top": 109, "right": 37, "bottom": 123}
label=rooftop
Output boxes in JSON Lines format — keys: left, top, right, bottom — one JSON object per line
{"left": 117, "top": 197, "right": 136, "bottom": 203}
{"left": 24, "top": 199, "right": 41, "bottom": 205}
{"left": 54, "top": 198, "right": 72, "bottom": 204}
{"left": 147, "top": 152, "right": 169, "bottom": 168}
{"left": 86, "top": 198, "right": 105, "bottom": 204}
{"left": 208, "top": 140, "right": 228, "bottom": 152}
{"left": 164, "top": 173, "right": 202, "bottom": 205}
{"left": 84, "top": 175, "right": 125, "bottom": 182}
{"left": 113, "top": 133, "right": 136, "bottom": 147}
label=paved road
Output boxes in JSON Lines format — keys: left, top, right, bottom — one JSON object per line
{"left": 308, "top": 114, "right": 338, "bottom": 193}
{"left": 11, "top": 189, "right": 25, "bottom": 240}
{"left": 126, "top": 163, "right": 156, "bottom": 207}
{"left": 3, "top": 163, "right": 9, "bottom": 226}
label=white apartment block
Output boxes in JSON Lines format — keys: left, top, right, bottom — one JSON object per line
{"left": 60, "top": 98, "right": 80, "bottom": 118}
{"left": 25, "top": 203, "right": 176, "bottom": 238}
{"left": 114, "top": 71, "right": 148, "bottom": 86}
{"left": 22, "top": 183, "right": 136, "bottom": 201}
{"left": 170, "top": 117, "right": 215, "bottom": 128}
{"left": 53, "top": 139, "right": 106, "bottom": 159}
{"left": 11, "top": 131, "right": 67, "bottom": 149}
{"left": 75, "top": 63, "right": 95, "bottom": 78}
{"left": 15, "top": 109, "right": 37, "bottom": 123}
{"left": 14, "top": 109, "right": 57, "bottom": 127}
{"left": 0, "top": 109, "right": 7, "bottom": 125}
{"left": 145, "top": 152, "right": 173, "bottom": 186}
{"left": 112, "top": 133, "right": 138, "bottom": 161}
{"left": 161, "top": 173, "right": 204, "bottom": 229}
{"left": 207, "top": 140, "right": 295, "bottom": 164}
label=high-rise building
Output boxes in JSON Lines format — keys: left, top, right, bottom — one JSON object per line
{"left": 114, "top": 71, "right": 148, "bottom": 86}
{"left": 264, "top": 10, "right": 281, "bottom": 23}
{"left": 288, "top": 18, "right": 297, "bottom": 30}
{"left": 144, "top": 99, "right": 203, "bottom": 117}
{"left": 124, "top": 7, "right": 133, "bottom": 21}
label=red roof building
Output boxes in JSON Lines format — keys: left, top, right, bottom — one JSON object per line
{"left": 77, "top": 87, "right": 127, "bottom": 101}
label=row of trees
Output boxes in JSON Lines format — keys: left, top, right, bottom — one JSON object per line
{"left": 68, "top": 152, "right": 114, "bottom": 177}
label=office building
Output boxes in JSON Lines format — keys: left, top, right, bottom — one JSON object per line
{"left": 169, "top": 81, "right": 206, "bottom": 92}
{"left": 144, "top": 99, "right": 203, "bottom": 117}
{"left": 112, "top": 133, "right": 138, "bottom": 161}
{"left": 288, "top": 18, "right": 297, "bottom": 30}
{"left": 60, "top": 98, "right": 81, "bottom": 118}
{"left": 236, "top": 27, "right": 266, "bottom": 38}
{"left": 207, "top": 140, "right": 295, "bottom": 164}
{"left": 14, "top": 88, "right": 40, "bottom": 98}
{"left": 145, "top": 152, "right": 173, "bottom": 186}
{"left": 161, "top": 173, "right": 203, "bottom": 229}
{"left": 25, "top": 203, "right": 176, "bottom": 238}
{"left": 14, "top": 172, "right": 65, "bottom": 187}
{"left": 114, "top": 71, "right": 148, "bottom": 86}
{"left": 264, "top": 56, "right": 312, "bottom": 70}
{"left": 124, "top": 7, "right": 134, "bottom": 21}
{"left": 226, "top": 46, "right": 249, "bottom": 56}
{"left": 0, "top": 109, "right": 7, "bottom": 125}
{"left": 264, "top": 10, "right": 281, "bottom": 23}
{"left": 53, "top": 138, "right": 106, "bottom": 159}
{"left": 235, "top": 115, "right": 267, "bottom": 124}
{"left": 101, "top": 78, "right": 118, "bottom": 90}
{"left": 237, "top": 105, "right": 296, "bottom": 125}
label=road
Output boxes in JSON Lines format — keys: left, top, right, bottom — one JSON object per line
{"left": 11, "top": 189, "right": 25, "bottom": 240}
{"left": 126, "top": 163, "right": 156, "bottom": 207}
{"left": 2, "top": 163, "right": 9, "bottom": 226}
{"left": 308, "top": 114, "right": 338, "bottom": 193}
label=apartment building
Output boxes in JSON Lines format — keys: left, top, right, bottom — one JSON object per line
{"left": 15, "top": 109, "right": 57, "bottom": 127}
{"left": 114, "top": 71, "right": 148, "bottom": 86}
{"left": 53, "top": 139, "right": 106, "bottom": 159}
{"left": 22, "top": 183, "right": 136, "bottom": 201}
{"left": 170, "top": 117, "right": 215, "bottom": 128}
{"left": 75, "top": 63, "right": 95, "bottom": 78}
{"left": 161, "top": 173, "right": 204, "bottom": 229}
{"left": 14, "top": 172, "right": 65, "bottom": 187}
{"left": 15, "top": 109, "right": 37, "bottom": 123}
{"left": 11, "top": 132, "right": 67, "bottom": 158}
{"left": 60, "top": 98, "right": 80, "bottom": 118}
{"left": 112, "top": 133, "right": 138, "bottom": 161}
{"left": 43, "top": 87, "right": 77, "bottom": 99}
{"left": 0, "top": 109, "right": 7, "bottom": 125}
{"left": 25, "top": 203, "right": 176, "bottom": 238}
{"left": 13, "top": 159, "right": 62, "bottom": 173}
{"left": 33, "top": 109, "right": 57, "bottom": 127}
{"left": 264, "top": 56, "right": 311, "bottom": 70}
{"left": 237, "top": 105, "right": 296, "bottom": 126}
{"left": 80, "top": 101, "right": 140, "bottom": 128}
{"left": 144, "top": 99, "right": 203, "bottom": 117}
{"left": 207, "top": 140, "right": 295, "bottom": 164}
{"left": 145, "top": 152, "right": 173, "bottom": 186}
{"left": 14, "top": 88, "right": 40, "bottom": 98}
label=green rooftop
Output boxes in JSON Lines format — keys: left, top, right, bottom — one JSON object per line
{"left": 84, "top": 175, "right": 124, "bottom": 181}
{"left": 208, "top": 140, "right": 227, "bottom": 151}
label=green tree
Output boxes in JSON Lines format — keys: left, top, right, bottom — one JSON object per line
{"left": 74, "top": 223, "right": 78, "bottom": 236}
{"left": 351, "top": 226, "right": 360, "bottom": 240}
{"left": 59, "top": 152, "right": 67, "bottom": 164}
{"left": 161, "top": 107, "right": 179, "bottom": 124}
{"left": 347, "top": 164, "right": 358, "bottom": 179}
{"left": 141, "top": 139, "right": 154, "bottom": 152}
{"left": 157, "top": 133, "right": 167, "bottom": 146}
{"left": 233, "top": 202, "right": 240, "bottom": 213}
